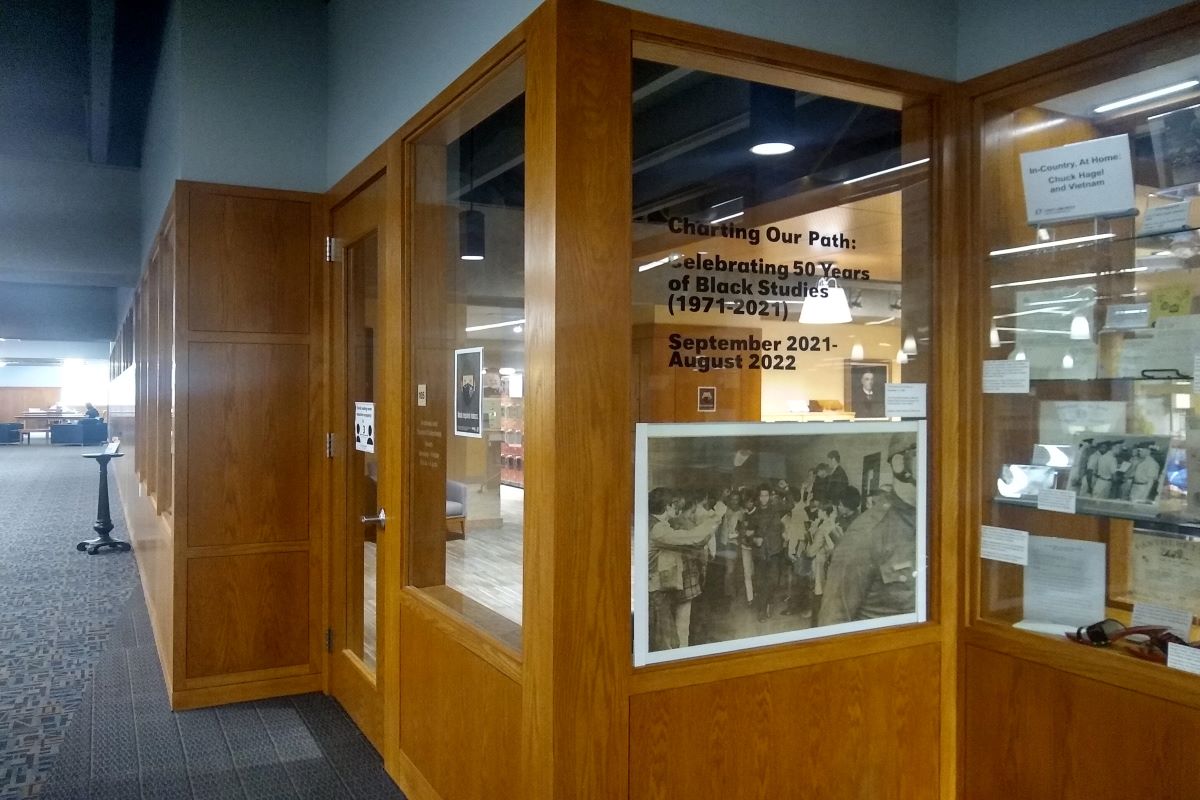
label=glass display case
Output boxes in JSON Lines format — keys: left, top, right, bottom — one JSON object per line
{"left": 977, "top": 48, "right": 1200, "bottom": 672}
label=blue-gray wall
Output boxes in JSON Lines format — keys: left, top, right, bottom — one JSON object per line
{"left": 179, "top": 0, "right": 326, "bottom": 193}
{"left": 140, "top": 0, "right": 182, "bottom": 263}
{"left": 956, "top": 0, "right": 1193, "bottom": 79}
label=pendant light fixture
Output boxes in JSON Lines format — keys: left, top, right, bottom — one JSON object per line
{"left": 902, "top": 333, "right": 918, "bottom": 356}
{"left": 850, "top": 342, "right": 865, "bottom": 360}
{"left": 748, "top": 83, "right": 795, "bottom": 156}
{"left": 1069, "top": 312, "right": 1091, "bottom": 340}
{"left": 798, "top": 278, "right": 853, "bottom": 324}
{"left": 459, "top": 127, "right": 485, "bottom": 261}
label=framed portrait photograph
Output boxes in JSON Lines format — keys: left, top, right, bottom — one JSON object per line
{"left": 633, "top": 420, "right": 927, "bottom": 666}
{"left": 844, "top": 360, "right": 889, "bottom": 418}
{"left": 1070, "top": 432, "right": 1170, "bottom": 515}
{"left": 453, "top": 347, "right": 483, "bottom": 438}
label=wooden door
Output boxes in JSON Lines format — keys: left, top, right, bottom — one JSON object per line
{"left": 329, "top": 176, "right": 386, "bottom": 749}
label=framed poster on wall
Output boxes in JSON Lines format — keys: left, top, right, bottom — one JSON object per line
{"left": 633, "top": 420, "right": 927, "bottom": 666}
{"left": 454, "top": 347, "right": 483, "bottom": 438}
{"left": 844, "top": 361, "right": 889, "bottom": 418}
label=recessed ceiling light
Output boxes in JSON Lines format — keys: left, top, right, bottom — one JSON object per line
{"left": 1094, "top": 79, "right": 1199, "bottom": 114}
{"left": 750, "top": 142, "right": 794, "bottom": 156}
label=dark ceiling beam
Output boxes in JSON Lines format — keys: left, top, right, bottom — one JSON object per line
{"left": 88, "top": 0, "right": 115, "bottom": 164}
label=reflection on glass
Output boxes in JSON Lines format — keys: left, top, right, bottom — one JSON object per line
{"left": 409, "top": 60, "right": 525, "bottom": 648}
{"left": 631, "top": 54, "right": 932, "bottom": 658}
{"left": 979, "top": 49, "right": 1200, "bottom": 653}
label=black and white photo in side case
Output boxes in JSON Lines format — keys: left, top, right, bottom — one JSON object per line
{"left": 845, "top": 360, "right": 889, "bottom": 418}
{"left": 453, "top": 347, "right": 483, "bottom": 438}
{"left": 633, "top": 420, "right": 927, "bottom": 666}
{"left": 1068, "top": 432, "right": 1170, "bottom": 514}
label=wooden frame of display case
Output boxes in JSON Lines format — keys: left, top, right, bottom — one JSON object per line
{"left": 958, "top": 5, "right": 1200, "bottom": 799}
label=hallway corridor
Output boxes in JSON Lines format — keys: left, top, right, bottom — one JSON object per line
{"left": 0, "top": 445, "right": 403, "bottom": 799}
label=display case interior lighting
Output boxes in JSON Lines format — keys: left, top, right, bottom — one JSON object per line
{"left": 850, "top": 342, "right": 865, "bottom": 360}
{"left": 748, "top": 84, "right": 795, "bottom": 156}
{"left": 637, "top": 253, "right": 680, "bottom": 272}
{"left": 465, "top": 318, "right": 526, "bottom": 332}
{"left": 798, "top": 278, "right": 853, "bottom": 324}
{"left": 1069, "top": 313, "right": 1091, "bottom": 340}
{"left": 1092, "top": 79, "right": 1199, "bottom": 114}
{"left": 843, "top": 157, "right": 930, "bottom": 185}
{"left": 988, "top": 232, "right": 1114, "bottom": 257}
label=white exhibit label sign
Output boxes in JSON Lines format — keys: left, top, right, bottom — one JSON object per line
{"left": 417, "top": 384, "right": 427, "bottom": 407}
{"left": 1167, "top": 642, "right": 1200, "bottom": 675}
{"left": 1131, "top": 602, "right": 1193, "bottom": 639}
{"left": 1141, "top": 201, "right": 1192, "bottom": 235}
{"left": 981, "top": 525, "right": 1029, "bottom": 565}
{"left": 885, "top": 383, "right": 927, "bottom": 418}
{"left": 982, "top": 360, "right": 1030, "bottom": 394}
{"left": 354, "top": 402, "right": 375, "bottom": 453}
{"left": 1036, "top": 488, "right": 1077, "bottom": 514}
{"left": 1023, "top": 536, "right": 1106, "bottom": 627}
{"left": 1019, "top": 134, "right": 1135, "bottom": 224}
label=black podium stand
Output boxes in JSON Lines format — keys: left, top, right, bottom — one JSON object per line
{"left": 77, "top": 451, "right": 131, "bottom": 555}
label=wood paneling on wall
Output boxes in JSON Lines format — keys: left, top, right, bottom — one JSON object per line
{"left": 0, "top": 387, "right": 60, "bottom": 426}
{"left": 964, "top": 644, "right": 1200, "bottom": 799}
{"left": 631, "top": 644, "right": 941, "bottom": 800}
{"left": 115, "top": 181, "right": 325, "bottom": 709}
{"left": 396, "top": 603, "right": 522, "bottom": 800}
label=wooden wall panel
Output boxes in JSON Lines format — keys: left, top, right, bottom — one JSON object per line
{"left": 964, "top": 644, "right": 1200, "bottom": 800}
{"left": 397, "top": 603, "right": 521, "bottom": 800}
{"left": 186, "top": 341, "right": 310, "bottom": 548}
{"left": 0, "top": 387, "right": 60, "bottom": 425}
{"left": 185, "top": 551, "right": 311, "bottom": 679}
{"left": 188, "top": 191, "right": 312, "bottom": 334}
{"left": 630, "top": 644, "right": 941, "bottom": 800}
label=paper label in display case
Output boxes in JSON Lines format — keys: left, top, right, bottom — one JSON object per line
{"left": 1019, "top": 134, "right": 1135, "bottom": 225}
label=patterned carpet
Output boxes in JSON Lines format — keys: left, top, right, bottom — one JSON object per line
{"left": 2, "top": 444, "right": 405, "bottom": 799}
{"left": 0, "top": 444, "right": 139, "bottom": 799}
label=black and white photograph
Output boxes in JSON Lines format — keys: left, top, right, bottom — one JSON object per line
{"left": 453, "top": 346, "right": 483, "bottom": 438}
{"left": 1068, "top": 433, "right": 1170, "bottom": 512}
{"left": 844, "top": 361, "right": 889, "bottom": 418}
{"left": 633, "top": 420, "right": 927, "bottom": 665}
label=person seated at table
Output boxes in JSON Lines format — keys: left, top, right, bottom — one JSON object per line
{"left": 84, "top": 402, "right": 101, "bottom": 420}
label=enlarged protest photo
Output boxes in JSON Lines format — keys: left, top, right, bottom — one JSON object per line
{"left": 633, "top": 420, "right": 927, "bottom": 665}
{"left": 1068, "top": 433, "right": 1170, "bottom": 512}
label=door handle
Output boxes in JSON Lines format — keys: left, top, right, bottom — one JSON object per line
{"left": 360, "top": 508, "right": 387, "bottom": 529}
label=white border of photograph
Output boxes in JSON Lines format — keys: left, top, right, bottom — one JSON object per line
{"left": 632, "top": 419, "right": 928, "bottom": 666}
{"left": 453, "top": 346, "right": 484, "bottom": 439}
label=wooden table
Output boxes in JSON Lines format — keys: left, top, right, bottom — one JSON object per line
{"left": 16, "top": 413, "right": 86, "bottom": 442}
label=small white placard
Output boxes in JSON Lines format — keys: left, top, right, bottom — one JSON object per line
{"left": 1024, "top": 536, "right": 1107, "bottom": 627}
{"left": 417, "top": 384, "right": 427, "bottom": 407}
{"left": 1019, "top": 134, "right": 1135, "bottom": 224}
{"left": 1131, "top": 602, "right": 1194, "bottom": 639}
{"left": 983, "top": 360, "right": 1030, "bottom": 394}
{"left": 885, "top": 383, "right": 927, "bottom": 418}
{"left": 981, "top": 525, "right": 1029, "bottom": 565}
{"left": 1167, "top": 642, "right": 1200, "bottom": 675}
{"left": 354, "top": 402, "right": 375, "bottom": 453}
{"left": 1141, "top": 201, "right": 1192, "bottom": 236}
{"left": 1036, "top": 488, "right": 1076, "bottom": 514}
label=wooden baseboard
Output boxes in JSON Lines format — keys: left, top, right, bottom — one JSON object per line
{"left": 169, "top": 672, "right": 323, "bottom": 710}
{"left": 389, "top": 748, "right": 444, "bottom": 800}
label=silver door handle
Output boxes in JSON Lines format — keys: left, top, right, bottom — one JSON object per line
{"left": 360, "top": 508, "right": 387, "bottom": 529}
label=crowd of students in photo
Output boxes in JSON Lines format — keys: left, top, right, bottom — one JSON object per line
{"left": 646, "top": 450, "right": 873, "bottom": 651}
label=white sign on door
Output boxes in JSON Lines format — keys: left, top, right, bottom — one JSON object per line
{"left": 1019, "top": 134, "right": 1135, "bottom": 225}
{"left": 354, "top": 402, "right": 375, "bottom": 453}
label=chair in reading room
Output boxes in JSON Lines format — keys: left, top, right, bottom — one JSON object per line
{"left": 446, "top": 479, "right": 468, "bottom": 540}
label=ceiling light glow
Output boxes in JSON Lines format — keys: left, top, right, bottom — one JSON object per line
{"left": 1093, "top": 80, "right": 1199, "bottom": 114}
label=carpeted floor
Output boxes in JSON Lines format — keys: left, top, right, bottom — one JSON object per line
{"left": 0, "top": 444, "right": 139, "bottom": 798}
{"left": 1, "top": 444, "right": 405, "bottom": 800}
